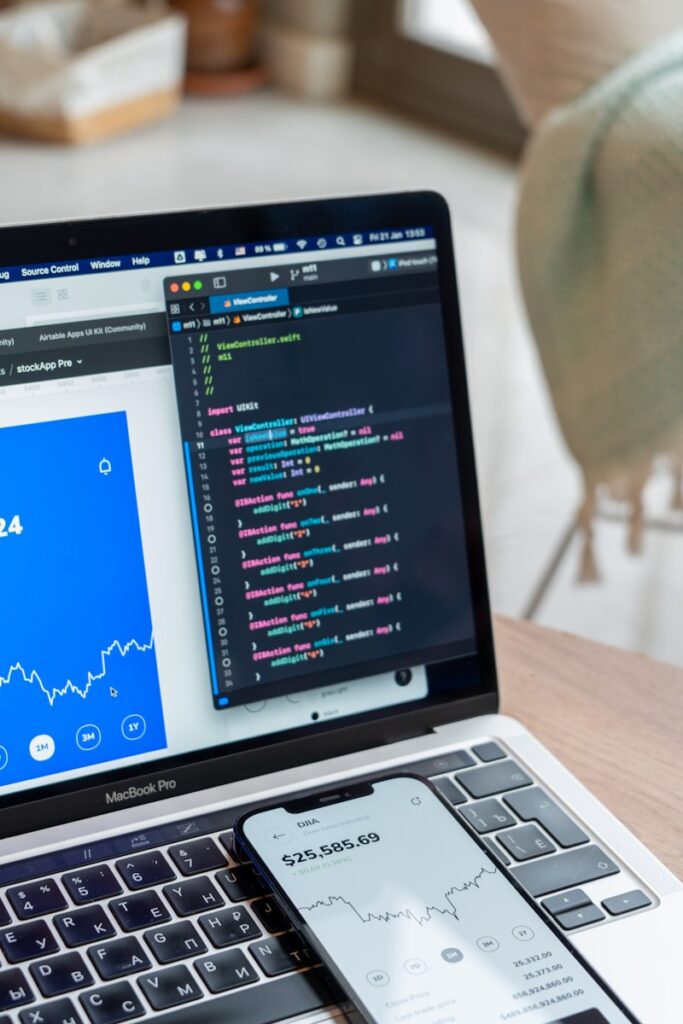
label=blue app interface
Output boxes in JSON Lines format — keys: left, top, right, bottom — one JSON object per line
{"left": 0, "top": 412, "right": 166, "bottom": 787}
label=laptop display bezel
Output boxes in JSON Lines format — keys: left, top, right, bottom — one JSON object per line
{"left": 0, "top": 191, "right": 498, "bottom": 837}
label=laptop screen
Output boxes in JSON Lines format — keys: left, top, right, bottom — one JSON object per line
{"left": 0, "top": 195, "right": 495, "bottom": 822}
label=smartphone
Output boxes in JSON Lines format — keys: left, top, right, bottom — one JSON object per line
{"left": 236, "top": 774, "right": 640, "bottom": 1024}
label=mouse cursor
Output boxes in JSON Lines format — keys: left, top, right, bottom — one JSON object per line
{"left": 110, "top": 687, "right": 118, "bottom": 698}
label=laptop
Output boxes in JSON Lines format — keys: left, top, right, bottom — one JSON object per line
{"left": 0, "top": 191, "right": 678, "bottom": 1024}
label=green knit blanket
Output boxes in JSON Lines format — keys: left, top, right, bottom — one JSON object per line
{"left": 518, "top": 31, "right": 683, "bottom": 577}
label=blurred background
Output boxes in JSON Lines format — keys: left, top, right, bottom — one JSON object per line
{"left": 1, "top": 0, "right": 682, "bottom": 666}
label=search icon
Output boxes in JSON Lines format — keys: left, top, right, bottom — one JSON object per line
{"left": 336, "top": 235, "right": 346, "bottom": 246}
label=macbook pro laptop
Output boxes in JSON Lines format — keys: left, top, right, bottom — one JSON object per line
{"left": 0, "top": 192, "right": 679, "bottom": 1024}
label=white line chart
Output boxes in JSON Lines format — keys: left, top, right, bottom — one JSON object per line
{"left": 0, "top": 634, "right": 155, "bottom": 707}
{"left": 298, "top": 863, "right": 498, "bottom": 927}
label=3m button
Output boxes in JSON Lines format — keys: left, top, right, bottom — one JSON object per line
{"left": 76, "top": 725, "right": 102, "bottom": 752}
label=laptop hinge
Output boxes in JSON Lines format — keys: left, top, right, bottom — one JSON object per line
{"left": 380, "top": 725, "right": 435, "bottom": 746}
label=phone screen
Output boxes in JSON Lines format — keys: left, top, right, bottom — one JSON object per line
{"left": 239, "top": 775, "right": 637, "bottom": 1024}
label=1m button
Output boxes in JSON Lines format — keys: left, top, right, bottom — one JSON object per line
{"left": 29, "top": 734, "right": 55, "bottom": 762}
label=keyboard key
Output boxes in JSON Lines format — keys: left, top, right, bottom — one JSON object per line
{"left": 0, "top": 967, "right": 33, "bottom": 1010}
{"left": 163, "top": 878, "right": 224, "bottom": 917}
{"left": 511, "top": 845, "right": 620, "bottom": 897}
{"left": 248, "top": 933, "right": 315, "bottom": 977}
{"left": 54, "top": 907, "right": 115, "bottom": 948}
{"left": 542, "top": 890, "right": 591, "bottom": 916}
{"left": 471, "top": 741, "right": 505, "bottom": 762}
{"left": 88, "top": 938, "right": 151, "bottom": 981}
{"left": 195, "top": 949, "right": 259, "bottom": 993}
{"left": 556, "top": 904, "right": 605, "bottom": 930}
{"left": 602, "top": 890, "right": 652, "bottom": 916}
{"left": 30, "top": 953, "right": 93, "bottom": 997}
{"left": 144, "top": 922, "right": 207, "bottom": 965}
{"left": 0, "top": 895, "right": 10, "bottom": 928}
{"left": 125, "top": 967, "right": 335, "bottom": 1024}
{"left": 215, "top": 866, "right": 264, "bottom": 902}
{"left": 199, "top": 905, "right": 261, "bottom": 948}
{"left": 115, "top": 853, "right": 175, "bottom": 892}
{"left": 6, "top": 880, "right": 67, "bottom": 920}
{"left": 482, "top": 836, "right": 511, "bottom": 866}
{"left": 110, "top": 892, "right": 170, "bottom": 932}
{"left": 0, "top": 921, "right": 59, "bottom": 963}
{"left": 138, "top": 965, "right": 202, "bottom": 1011}
{"left": 80, "top": 981, "right": 145, "bottom": 1023}
{"left": 251, "top": 897, "right": 290, "bottom": 934}
{"left": 20, "top": 997, "right": 84, "bottom": 1024}
{"left": 497, "top": 825, "right": 556, "bottom": 861}
{"left": 459, "top": 799, "right": 516, "bottom": 834}
{"left": 457, "top": 760, "right": 532, "bottom": 799}
{"left": 218, "top": 833, "right": 238, "bottom": 861}
{"left": 62, "top": 868, "right": 122, "bottom": 906}
{"left": 433, "top": 777, "right": 467, "bottom": 806}
{"left": 408, "top": 750, "right": 475, "bottom": 776}
{"left": 503, "top": 788, "right": 589, "bottom": 848}
{"left": 168, "top": 839, "right": 226, "bottom": 877}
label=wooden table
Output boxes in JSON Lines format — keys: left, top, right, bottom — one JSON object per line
{"left": 495, "top": 615, "right": 683, "bottom": 881}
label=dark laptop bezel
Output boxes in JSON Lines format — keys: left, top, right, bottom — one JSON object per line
{"left": 0, "top": 191, "right": 498, "bottom": 838}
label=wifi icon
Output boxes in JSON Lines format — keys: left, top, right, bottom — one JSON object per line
{"left": 296, "top": 239, "right": 307, "bottom": 250}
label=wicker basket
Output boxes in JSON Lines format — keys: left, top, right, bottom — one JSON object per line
{"left": 0, "top": 0, "right": 187, "bottom": 144}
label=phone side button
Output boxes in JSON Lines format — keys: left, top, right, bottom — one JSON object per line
{"left": 151, "top": 966, "right": 339, "bottom": 1024}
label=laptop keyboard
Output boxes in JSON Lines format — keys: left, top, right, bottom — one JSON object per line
{"left": 0, "top": 742, "right": 653, "bottom": 1023}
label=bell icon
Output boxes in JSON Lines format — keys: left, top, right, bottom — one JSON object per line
{"left": 99, "top": 458, "right": 112, "bottom": 476}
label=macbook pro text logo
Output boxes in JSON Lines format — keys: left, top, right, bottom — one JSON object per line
{"left": 105, "top": 778, "right": 177, "bottom": 805}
